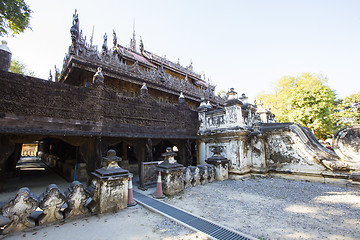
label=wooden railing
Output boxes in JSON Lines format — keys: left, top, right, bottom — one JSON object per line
{"left": 139, "top": 161, "right": 160, "bottom": 190}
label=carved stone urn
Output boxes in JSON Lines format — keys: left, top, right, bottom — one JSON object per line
{"left": 205, "top": 146, "right": 230, "bottom": 181}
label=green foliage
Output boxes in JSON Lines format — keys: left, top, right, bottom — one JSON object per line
{"left": 10, "top": 59, "right": 35, "bottom": 76}
{"left": 333, "top": 92, "right": 360, "bottom": 129}
{"left": 0, "top": 0, "right": 32, "bottom": 36}
{"left": 216, "top": 90, "right": 227, "bottom": 100}
{"left": 256, "top": 73, "right": 335, "bottom": 139}
{"left": 256, "top": 75, "right": 296, "bottom": 122}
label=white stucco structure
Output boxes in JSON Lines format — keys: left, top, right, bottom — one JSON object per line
{"left": 197, "top": 89, "right": 360, "bottom": 185}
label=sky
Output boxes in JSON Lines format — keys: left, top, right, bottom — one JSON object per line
{"left": 3, "top": 0, "right": 360, "bottom": 102}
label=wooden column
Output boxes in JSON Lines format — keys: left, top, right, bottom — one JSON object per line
{"left": 134, "top": 139, "right": 146, "bottom": 190}
{"left": 0, "top": 136, "right": 15, "bottom": 192}
{"left": 177, "top": 140, "right": 187, "bottom": 166}
{"left": 79, "top": 137, "right": 103, "bottom": 183}
{"left": 7, "top": 143, "right": 22, "bottom": 173}
{"left": 122, "top": 142, "right": 128, "bottom": 161}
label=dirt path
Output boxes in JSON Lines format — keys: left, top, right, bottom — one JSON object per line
{"left": 1, "top": 205, "right": 207, "bottom": 240}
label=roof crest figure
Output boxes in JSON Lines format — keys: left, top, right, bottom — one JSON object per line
{"left": 139, "top": 37, "right": 144, "bottom": 53}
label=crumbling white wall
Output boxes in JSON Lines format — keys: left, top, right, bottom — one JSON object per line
{"left": 197, "top": 96, "right": 358, "bottom": 181}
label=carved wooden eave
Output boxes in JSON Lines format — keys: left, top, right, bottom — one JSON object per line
{"left": 0, "top": 71, "right": 199, "bottom": 140}
{"left": 60, "top": 54, "right": 211, "bottom": 103}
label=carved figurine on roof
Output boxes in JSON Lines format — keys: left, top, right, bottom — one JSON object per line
{"left": 139, "top": 37, "right": 144, "bottom": 53}
{"left": 70, "top": 9, "right": 80, "bottom": 53}
{"left": 102, "top": 33, "right": 108, "bottom": 55}
{"left": 112, "top": 30, "right": 123, "bottom": 62}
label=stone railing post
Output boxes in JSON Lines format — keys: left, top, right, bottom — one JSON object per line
{"left": 38, "top": 184, "right": 67, "bottom": 225}
{"left": 205, "top": 146, "right": 230, "bottom": 181}
{"left": 89, "top": 149, "right": 129, "bottom": 213}
{"left": 0, "top": 187, "right": 38, "bottom": 234}
{"left": 155, "top": 147, "right": 185, "bottom": 196}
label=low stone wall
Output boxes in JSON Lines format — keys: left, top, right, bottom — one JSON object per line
{"left": 0, "top": 181, "right": 91, "bottom": 234}
{"left": 183, "top": 164, "right": 216, "bottom": 189}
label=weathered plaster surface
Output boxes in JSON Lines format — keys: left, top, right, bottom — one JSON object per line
{"left": 198, "top": 96, "right": 359, "bottom": 182}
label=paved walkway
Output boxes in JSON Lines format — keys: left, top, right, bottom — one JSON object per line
{"left": 133, "top": 190, "right": 257, "bottom": 240}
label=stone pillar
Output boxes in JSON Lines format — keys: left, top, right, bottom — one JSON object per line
{"left": 0, "top": 40, "right": 11, "bottom": 72}
{"left": 250, "top": 127, "right": 267, "bottom": 173}
{"left": 198, "top": 141, "right": 206, "bottom": 165}
{"left": 156, "top": 147, "right": 185, "bottom": 196}
{"left": 206, "top": 146, "right": 230, "bottom": 181}
{"left": 89, "top": 150, "right": 129, "bottom": 213}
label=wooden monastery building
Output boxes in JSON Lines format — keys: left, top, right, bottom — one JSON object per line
{"left": 0, "top": 10, "right": 220, "bottom": 191}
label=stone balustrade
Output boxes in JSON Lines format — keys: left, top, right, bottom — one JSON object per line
{"left": 183, "top": 164, "right": 216, "bottom": 189}
{"left": 0, "top": 181, "right": 90, "bottom": 234}
{"left": 0, "top": 148, "right": 225, "bottom": 235}
{"left": 0, "top": 150, "right": 128, "bottom": 235}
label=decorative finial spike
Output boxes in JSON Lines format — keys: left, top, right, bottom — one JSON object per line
{"left": 130, "top": 18, "right": 136, "bottom": 52}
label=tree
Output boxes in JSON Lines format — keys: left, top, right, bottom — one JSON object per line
{"left": 333, "top": 92, "right": 360, "bottom": 129}
{"left": 10, "top": 59, "right": 35, "bottom": 76}
{"left": 0, "top": 0, "right": 32, "bottom": 36}
{"left": 256, "top": 75, "right": 296, "bottom": 122}
{"left": 216, "top": 90, "right": 227, "bottom": 100}
{"left": 256, "top": 73, "right": 336, "bottom": 139}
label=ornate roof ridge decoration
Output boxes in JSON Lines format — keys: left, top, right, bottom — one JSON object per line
{"left": 141, "top": 49, "right": 202, "bottom": 80}
{"left": 63, "top": 10, "right": 215, "bottom": 100}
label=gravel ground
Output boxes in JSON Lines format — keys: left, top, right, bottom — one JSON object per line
{"left": 2, "top": 177, "right": 359, "bottom": 239}
{"left": 164, "top": 177, "right": 360, "bottom": 240}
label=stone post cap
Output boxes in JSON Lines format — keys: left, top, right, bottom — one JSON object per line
{"left": 197, "top": 98, "right": 212, "bottom": 112}
{"left": 156, "top": 147, "right": 184, "bottom": 171}
{"left": 102, "top": 149, "right": 121, "bottom": 162}
{"left": 0, "top": 40, "right": 11, "bottom": 53}
{"left": 227, "top": 88, "right": 237, "bottom": 100}
{"left": 225, "top": 88, "right": 243, "bottom": 106}
{"left": 92, "top": 149, "right": 129, "bottom": 178}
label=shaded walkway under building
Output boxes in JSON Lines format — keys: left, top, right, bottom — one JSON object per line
{"left": 0, "top": 156, "right": 70, "bottom": 204}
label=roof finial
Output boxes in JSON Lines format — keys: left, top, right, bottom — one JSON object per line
{"left": 90, "top": 25, "right": 94, "bottom": 47}
{"left": 130, "top": 18, "right": 136, "bottom": 52}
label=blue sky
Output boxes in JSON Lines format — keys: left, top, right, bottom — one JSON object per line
{"left": 4, "top": 0, "right": 360, "bottom": 101}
